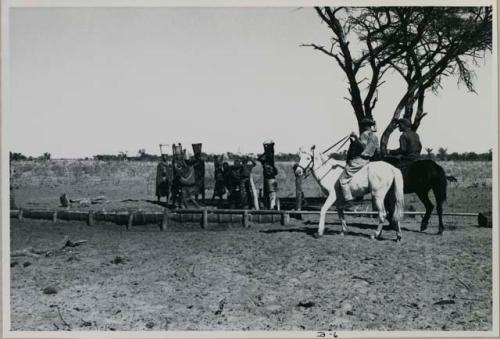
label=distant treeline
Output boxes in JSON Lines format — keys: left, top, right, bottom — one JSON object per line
{"left": 10, "top": 149, "right": 493, "bottom": 162}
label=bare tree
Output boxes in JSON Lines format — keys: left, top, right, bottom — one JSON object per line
{"left": 376, "top": 7, "right": 492, "bottom": 154}
{"left": 302, "top": 8, "right": 407, "bottom": 132}
{"left": 306, "top": 7, "right": 492, "bottom": 151}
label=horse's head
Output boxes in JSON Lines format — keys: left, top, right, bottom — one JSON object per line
{"left": 296, "top": 146, "right": 315, "bottom": 177}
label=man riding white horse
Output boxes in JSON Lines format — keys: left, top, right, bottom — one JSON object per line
{"left": 339, "top": 118, "right": 379, "bottom": 208}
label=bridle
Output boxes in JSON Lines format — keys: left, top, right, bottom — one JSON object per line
{"left": 296, "top": 149, "right": 315, "bottom": 179}
{"left": 297, "top": 135, "right": 350, "bottom": 179}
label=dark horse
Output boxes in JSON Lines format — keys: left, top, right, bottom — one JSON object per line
{"left": 383, "top": 157, "right": 448, "bottom": 235}
{"left": 347, "top": 142, "right": 450, "bottom": 234}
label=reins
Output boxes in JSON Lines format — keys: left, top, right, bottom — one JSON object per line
{"left": 321, "top": 135, "right": 350, "bottom": 154}
{"left": 299, "top": 135, "right": 350, "bottom": 179}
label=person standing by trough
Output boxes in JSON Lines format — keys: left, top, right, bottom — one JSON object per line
{"left": 211, "top": 155, "right": 227, "bottom": 207}
{"left": 155, "top": 154, "right": 171, "bottom": 203}
{"left": 170, "top": 143, "right": 185, "bottom": 207}
{"left": 258, "top": 140, "right": 279, "bottom": 209}
{"left": 187, "top": 143, "right": 206, "bottom": 201}
{"left": 239, "top": 156, "right": 258, "bottom": 209}
{"left": 292, "top": 162, "right": 304, "bottom": 219}
{"left": 229, "top": 158, "right": 243, "bottom": 208}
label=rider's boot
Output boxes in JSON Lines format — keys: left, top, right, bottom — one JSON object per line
{"left": 340, "top": 182, "right": 355, "bottom": 211}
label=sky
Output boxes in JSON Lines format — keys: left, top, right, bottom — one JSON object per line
{"left": 7, "top": 6, "right": 495, "bottom": 159}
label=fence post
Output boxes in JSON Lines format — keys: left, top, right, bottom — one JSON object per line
{"left": 295, "top": 168, "right": 303, "bottom": 219}
{"left": 160, "top": 208, "right": 168, "bottom": 231}
{"left": 18, "top": 209, "right": 23, "bottom": 221}
{"left": 87, "top": 210, "right": 94, "bottom": 226}
{"left": 127, "top": 212, "right": 134, "bottom": 230}
{"left": 201, "top": 209, "right": 208, "bottom": 229}
{"left": 281, "top": 211, "right": 290, "bottom": 226}
{"left": 242, "top": 210, "right": 250, "bottom": 228}
{"left": 52, "top": 210, "right": 58, "bottom": 223}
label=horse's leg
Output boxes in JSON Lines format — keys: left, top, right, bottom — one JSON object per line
{"left": 338, "top": 209, "right": 348, "bottom": 235}
{"left": 316, "top": 192, "right": 337, "bottom": 238}
{"left": 436, "top": 199, "right": 444, "bottom": 235}
{"left": 416, "top": 190, "right": 434, "bottom": 232}
{"left": 432, "top": 172, "right": 447, "bottom": 235}
{"left": 371, "top": 195, "right": 387, "bottom": 240}
{"left": 384, "top": 193, "right": 395, "bottom": 230}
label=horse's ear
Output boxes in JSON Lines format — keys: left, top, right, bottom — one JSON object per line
{"left": 311, "top": 145, "right": 316, "bottom": 151}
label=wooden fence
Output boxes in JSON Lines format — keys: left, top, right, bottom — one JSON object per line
{"left": 10, "top": 208, "right": 481, "bottom": 231}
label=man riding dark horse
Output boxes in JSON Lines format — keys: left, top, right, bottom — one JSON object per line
{"left": 388, "top": 118, "right": 423, "bottom": 166}
{"left": 384, "top": 118, "right": 447, "bottom": 235}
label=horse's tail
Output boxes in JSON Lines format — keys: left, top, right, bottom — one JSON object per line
{"left": 430, "top": 164, "right": 447, "bottom": 203}
{"left": 391, "top": 168, "right": 405, "bottom": 224}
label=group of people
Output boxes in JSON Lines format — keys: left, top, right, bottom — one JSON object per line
{"left": 156, "top": 141, "right": 280, "bottom": 210}
{"left": 156, "top": 120, "right": 421, "bottom": 210}
{"left": 213, "top": 156, "right": 258, "bottom": 209}
{"left": 339, "top": 117, "right": 422, "bottom": 208}
{"left": 213, "top": 142, "right": 279, "bottom": 209}
{"left": 156, "top": 143, "right": 206, "bottom": 207}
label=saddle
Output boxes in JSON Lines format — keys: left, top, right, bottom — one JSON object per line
{"left": 383, "top": 156, "right": 420, "bottom": 177}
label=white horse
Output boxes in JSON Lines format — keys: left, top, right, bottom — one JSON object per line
{"left": 295, "top": 146, "right": 405, "bottom": 241}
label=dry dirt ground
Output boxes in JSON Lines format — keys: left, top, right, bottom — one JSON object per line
{"left": 10, "top": 216, "right": 491, "bottom": 331}
{"left": 8, "top": 160, "right": 493, "bottom": 331}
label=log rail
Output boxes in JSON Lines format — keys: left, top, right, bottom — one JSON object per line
{"left": 9, "top": 208, "right": 482, "bottom": 231}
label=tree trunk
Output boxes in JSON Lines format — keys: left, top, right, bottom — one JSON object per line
{"left": 380, "top": 89, "right": 417, "bottom": 155}
{"left": 412, "top": 88, "right": 427, "bottom": 131}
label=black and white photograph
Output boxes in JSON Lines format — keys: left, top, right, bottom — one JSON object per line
{"left": 2, "top": 0, "right": 498, "bottom": 337}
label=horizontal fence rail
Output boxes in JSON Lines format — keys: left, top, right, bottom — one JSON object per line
{"left": 9, "top": 207, "right": 483, "bottom": 231}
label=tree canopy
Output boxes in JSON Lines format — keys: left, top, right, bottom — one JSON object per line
{"left": 305, "top": 6, "right": 492, "bottom": 154}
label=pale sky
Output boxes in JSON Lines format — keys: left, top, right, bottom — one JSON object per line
{"left": 7, "top": 7, "right": 495, "bottom": 158}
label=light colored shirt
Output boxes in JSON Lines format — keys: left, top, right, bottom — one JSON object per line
{"left": 359, "top": 130, "right": 380, "bottom": 158}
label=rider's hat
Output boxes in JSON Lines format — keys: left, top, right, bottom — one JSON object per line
{"left": 360, "top": 118, "right": 376, "bottom": 128}
{"left": 397, "top": 118, "right": 412, "bottom": 128}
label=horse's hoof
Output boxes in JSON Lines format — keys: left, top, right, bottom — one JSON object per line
{"left": 420, "top": 222, "right": 428, "bottom": 232}
{"left": 340, "top": 232, "right": 344, "bottom": 236}
{"left": 313, "top": 232, "right": 322, "bottom": 239}
{"left": 396, "top": 235, "right": 402, "bottom": 242}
